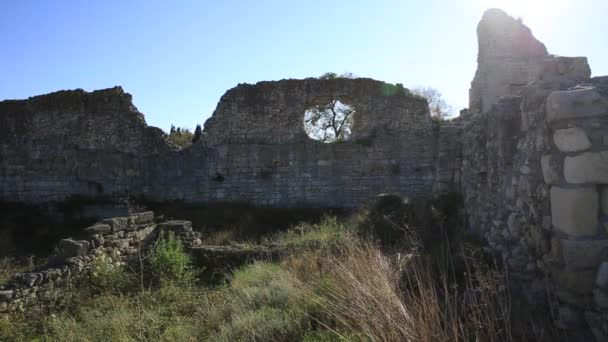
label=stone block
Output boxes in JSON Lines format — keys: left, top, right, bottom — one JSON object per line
{"left": 58, "top": 239, "right": 90, "bottom": 259}
{"left": 103, "top": 217, "right": 129, "bottom": 232}
{"left": 564, "top": 151, "right": 608, "bottom": 184}
{"left": 547, "top": 87, "right": 608, "bottom": 124}
{"left": 84, "top": 223, "right": 111, "bottom": 235}
{"left": 541, "top": 154, "right": 561, "bottom": 184}
{"left": 134, "top": 211, "right": 154, "bottom": 224}
{"left": 553, "top": 127, "right": 591, "bottom": 152}
{"left": 550, "top": 187, "right": 598, "bottom": 237}
{"left": 561, "top": 239, "right": 608, "bottom": 270}
{"left": 157, "top": 220, "right": 193, "bottom": 233}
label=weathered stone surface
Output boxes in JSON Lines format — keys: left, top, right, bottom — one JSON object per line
{"left": 551, "top": 187, "right": 598, "bottom": 237}
{"left": 597, "top": 262, "right": 608, "bottom": 289}
{"left": 469, "top": 9, "right": 590, "bottom": 114}
{"left": 58, "top": 239, "right": 90, "bottom": 259}
{"left": 84, "top": 223, "right": 111, "bottom": 235}
{"left": 564, "top": 151, "right": 608, "bottom": 184}
{"left": 0, "top": 290, "right": 14, "bottom": 301}
{"left": 133, "top": 211, "right": 154, "bottom": 224}
{"left": 561, "top": 239, "right": 608, "bottom": 270}
{"left": 547, "top": 87, "right": 608, "bottom": 124}
{"left": 0, "top": 78, "right": 435, "bottom": 208}
{"left": 103, "top": 217, "right": 129, "bottom": 232}
{"left": 469, "top": 9, "right": 547, "bottom": 114}
{"left": 553, "top": 127, "right": 591, "bottom": 152}
{"left": 541, "top": 154, "right": 561, "bottom": 184}
{"left": 157, "top": 220, "right": 192, "bottom": 231}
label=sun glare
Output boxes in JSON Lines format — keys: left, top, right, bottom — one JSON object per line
{"left": 479, "top": 0, "right": 567, "bottom": 17}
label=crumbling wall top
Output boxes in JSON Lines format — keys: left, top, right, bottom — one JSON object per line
{"left": 202, "top": 77, "right": 430, "bottom": 145}
{"left": 0, "top": 86, "right": 176, "bottom": 155}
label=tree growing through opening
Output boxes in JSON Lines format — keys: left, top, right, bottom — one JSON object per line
{"left": 304, "top": 99, "right": 355, "bottom": 143}
{"left": 166, "top": 125, "right": 194, "bottom": 147}
{"left": 411, "top": 86, "right": 453, "bottom": 119}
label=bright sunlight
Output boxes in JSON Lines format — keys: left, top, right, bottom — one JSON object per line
{"left": 479, "top": 0, "right": 568, "bottom": 17}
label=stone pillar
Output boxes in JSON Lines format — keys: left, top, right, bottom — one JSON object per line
{"left": 545, "top": 85, "right": 608, "bottom": 337}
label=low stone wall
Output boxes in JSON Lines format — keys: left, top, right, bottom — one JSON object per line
{"left": 0, "top": 212, "right": 201, "bottom": 313}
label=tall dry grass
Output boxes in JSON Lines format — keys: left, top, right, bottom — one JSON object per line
{"left": 284, "top": 234, "right": 516, "bottom": 342}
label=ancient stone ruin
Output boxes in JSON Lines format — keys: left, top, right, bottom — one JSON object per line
{"left": 1, "top": 8, "right": 608, "bottom": 339}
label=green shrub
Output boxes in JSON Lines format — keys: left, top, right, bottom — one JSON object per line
{"left": 212, "top": 305, "right": 303, "bottom": 342}
{"left": 148, "top": 231, "right": 195, "bottom": 287}
{"left": 271, "top": 216, "right": 352, "bottom": 251}
{"left": 230, "top": 262, "right": 299, "bottom": 310}
{"left": 88, "top": 253, "right": 137, "bottom": 294}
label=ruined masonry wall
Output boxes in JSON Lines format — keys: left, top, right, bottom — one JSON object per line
{"left": 543, "top": 84, "right": 608, "bottom": 334}
{"left": 0, "top": 212, "right": 201, "bottom": 313}
{"left": 0, "top": 78, "right": 437, "bottom": 208}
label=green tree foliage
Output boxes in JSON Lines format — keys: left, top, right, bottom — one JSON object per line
{"left": 192, "top": 124, "right": 202, "bottom": 143}
{"left": 166, "top": 125, "right": 195, "bottom": 147}
{"left": 318, "top": 72, "right": 356, "bottom": 79}
{"left": 304, "top": 99, "right": 355, "bottom": 143}
{"left": 411, "top": 86, "right": 453, "bottom": 119}
{"left": 148, "top": 230, "right": 195, "bottom": 287}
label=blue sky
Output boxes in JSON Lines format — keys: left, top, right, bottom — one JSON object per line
{"left": 1, "top": 0, "right": 606, "bottom": 131}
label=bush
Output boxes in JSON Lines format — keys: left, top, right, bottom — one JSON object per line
{"left": 270, "top": 216, "right": 353, "bottom": 251}
{"left": 88, "top": 253, "right": 137, "bottom": 294}
{"left": 213, "top": 305, "right": 303, "bottom": 342}
{"left": 148, "top": 231, "right": 195, "bottom": 287}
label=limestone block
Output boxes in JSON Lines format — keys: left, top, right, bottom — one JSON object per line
{"left": 551, "top": 187, "right": 598, "bottom": 237}
{"left": 547, "top": 87, "right": 608, "bottom": 124}
{"left": 158, "top": 220, "right": 193, "bottom": 232}
{"left": 564, "top": 151, "right": 608, "bottom": 184}
{"left": 134, "top": 211, "right": 154, "bottom": 224}
{"left": 596, "top": 262, "right": 608, "bottom": 289}
{"left": 103, "top": 217, "right": 129, "bottom": 232}
{"left": 84, "top": 223, "right": 111, "bottom": 235}
{"left": 553, "top": 127, "right": 591, "bottom": 152}
{"left": 541, "top": 154, "right": 561, "bottom": 184}
{"left": 58, "top": 239, "right": 90, "bottom": 259}
{"left": 561, "top": 239, "right": 608, "bottom": 270}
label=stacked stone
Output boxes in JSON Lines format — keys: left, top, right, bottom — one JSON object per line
{"left": 543, "top": 86, "right": 608, "bottom": 337}
{"left": 0, "top": 211, "right": 157, "bottom": 313}
{"left": 156, "top": 220, "right": 202, "bottom": 248}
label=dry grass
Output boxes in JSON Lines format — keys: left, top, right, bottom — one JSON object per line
{"left": 284, "top": 236, "right": 517, "bottom": 342}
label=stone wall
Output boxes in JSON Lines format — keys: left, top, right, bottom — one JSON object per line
{"left": 0, "top": 79, "right": 436, "bottom": 208}
{"left": 0, "top": 87, "right": 177, "bottom": 203}
{"left": 0, "top": 211, "right": 201, "bottom": 313}
{"left": 469, "top": 9, "right": 590, "bottom": 114}
{"left": 460, "top": 9, "right": 608, "bottom": 340}
{"left": 543, "top": 84, "right": 608, "bottom": 337}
